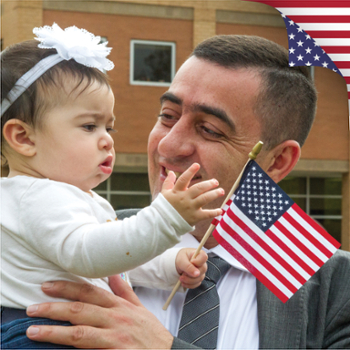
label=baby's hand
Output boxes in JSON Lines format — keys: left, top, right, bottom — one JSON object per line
{"left": 161, "top": 163, "right": 224, "bottom": 226}
{"left": 176, "top": 248, "right": 208, "bottom": 289}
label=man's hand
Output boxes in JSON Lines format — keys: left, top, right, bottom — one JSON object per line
{"left": 26, "top": 277, "right": 174, "bottom": 349}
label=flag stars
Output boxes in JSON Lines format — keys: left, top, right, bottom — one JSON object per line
{"left": 289, "top": 33, "right": 295, "bottom": 40}
{"left": 305, "top": 47, "right": 312, "bottom": 54}
{"left": 314, "top": 54, "right": 320, "bottom": 61}
{"left": 297, "top": 40, "right": 304, "bottom": 47}
{"left": 297, "top": 54, "right": 304, "bottom": 61}
{"left": 322, "top": 61, "right": 328, "bottom": 68}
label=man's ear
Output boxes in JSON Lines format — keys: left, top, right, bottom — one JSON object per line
{"left": 2, "top": 119, "right": 37, "bottom": 157}
{"left": 262, "top": 140, "right": 301, "bottom": 183}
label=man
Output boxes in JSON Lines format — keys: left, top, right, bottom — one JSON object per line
{"left": 25, "top": 35, "right": 350, "bottom": 349}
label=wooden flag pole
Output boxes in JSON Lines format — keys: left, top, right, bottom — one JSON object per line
{"left": 162, "top": 141, "right": 264, "bottom": 310}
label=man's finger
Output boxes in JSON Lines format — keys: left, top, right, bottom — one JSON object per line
{"left": 109, "top": 274, "right": 143, "bottom": 306}
{"left": 40, "top": 281, "right": 117, "bottom": 308}
{"left": 26, "top": 301, "right": 110, "bottom": 327}
{"left": 26, "top": 325, "right": 111, "bottom": 349}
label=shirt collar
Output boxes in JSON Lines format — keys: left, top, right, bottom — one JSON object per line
{"left": 178, "top": 233, "right": 249, "bottom": 273}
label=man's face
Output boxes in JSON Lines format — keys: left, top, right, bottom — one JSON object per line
{"left": 148, "top": 56, "right": 264, "bottom": 242}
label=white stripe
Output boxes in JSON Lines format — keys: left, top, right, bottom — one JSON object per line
{"left": 339, "top": 69, "right": 350, "bottom": 77}
{"left": 216, "top": 225, "right": 293, "bottom": 298}
{"left": 288, "top": 208, "right": 338, "bottom": 253}
{"left": 347, "top": 84, "right": 350, "bottom": 92}
{"left": 277, "top": 8, "right": 350, "bottom": 16}
{"left": 231, "top": 205, "right": 311, "bottom": 280}
{"left": 269, "top": 225, "right": 319, "bottom": 271}
{"left": 279, "top": 216, "right": 328, "bottom": 262}
{"left": 223, "top": 214, "right": 302, "bottom": 289}
{"left": 299, "top": 23, "right": 350, "bottom": 31}
{"left": 314, "top": 38, "right": 350, "bottom": 46}
{"left": 328, "top": 54, "right": 350, "bottom": 61}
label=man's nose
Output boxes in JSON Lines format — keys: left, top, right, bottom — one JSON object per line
{"left": 99, "top": 132, "right": 114, "bottom": 150}
{"left": 157, "top": 118, "right": 195, "bottom": 158}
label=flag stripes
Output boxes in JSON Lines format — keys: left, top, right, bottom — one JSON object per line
{"left": 213, "top": 200, "right": 340, "bottom": 302}
{"left": 245, "top": 0, "right": 350, "bottom": 115}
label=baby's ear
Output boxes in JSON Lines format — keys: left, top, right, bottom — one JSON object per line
{"left": 3, "top": 119, "right": 37, "bottom": 157}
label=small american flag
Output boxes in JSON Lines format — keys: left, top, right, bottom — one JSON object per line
{"left": 244, "top": 0, "right": 350, "bottom": 117}
{"left": 212, "top": 160, "right": 340, "bottom": 302}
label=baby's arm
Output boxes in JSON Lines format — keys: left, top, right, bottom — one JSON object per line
{"left": 127, "top": 248, "right": 207, "bottom": 291}
{"left": 161, "top": 163, "right": 224, "bottom": 226}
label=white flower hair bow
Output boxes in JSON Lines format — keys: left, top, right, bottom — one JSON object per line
{"left": 33, "top": 23, "right": 114, "bottom": 72}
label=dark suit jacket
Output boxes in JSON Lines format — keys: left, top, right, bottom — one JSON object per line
{"left": 116, "top": 209, "right": 350, "bottom": 349}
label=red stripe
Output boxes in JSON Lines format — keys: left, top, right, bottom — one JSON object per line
{"left": 348, "top": 91, "right": 350, "bottom": 99}
{"left": 344, "top": 77, "right": 350, "bottom": 83}
{"left": 225, "top": 208, "right": 306, "bottom": 284}
{"left": 331, "top": 61, "right": 350, "bottom": 69}
{"left": 323, "top": 46, "right": 350, "bottom": 54}
{"left": 220, "top": 215, "right": 298, "bottom": 292}
{"left": 283, "top": 211, "right": 333, "bottom": 259}
{"left": 292, "top": 204, "right": 341, "bottom": 248}
{"left": 251, "top": 1, "right": 350, "bottom": 7}
{"left": 265, "top": 228, "right": 315, "bottom": 276}
{"left": 306, "top": 31, "right": 350, "bottom": 38}
{"left": 274, "top": 221, "right": 324, "bottom": 267}
{"left": 213, "top": 229, "right": 289, "bottom": 303}
{"left": 288, "top": 15, "right": 350, "bottom": 23}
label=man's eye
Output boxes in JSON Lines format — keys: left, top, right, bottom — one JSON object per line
{"left": 159, "top": 113, "right": 175, "bottom": 121}
{"left": 83, "top": 124, "right": 96, "bottom": 131}
{"left": 201, "top": 126, "right": 223, "bottom": 138}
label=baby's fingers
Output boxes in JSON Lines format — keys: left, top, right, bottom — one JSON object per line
{"left": 194, "top": 187, "right": 225, "bottom": 208}
{"left": 173, "top": 163, "right": 200, "bottom": 191}
{"left": 187, "top": 179, "right": 221, "bottom": 199}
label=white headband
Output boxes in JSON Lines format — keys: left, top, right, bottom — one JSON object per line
{"left": 1, "top": 23, "right": 114, "bottom": 117}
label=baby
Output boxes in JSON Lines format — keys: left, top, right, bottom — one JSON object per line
{"left": 0, "top": 24, "right": 224, "bottom": 349}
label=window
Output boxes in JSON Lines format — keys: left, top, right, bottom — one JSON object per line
{"left": 94, "top": 172, "right": 151, "bottom": 210}
{"left": 279, "top": 176, "right": 342, "bottom": 243}
{"left": 130, "top": 40, "right": 176, "bottom": 86}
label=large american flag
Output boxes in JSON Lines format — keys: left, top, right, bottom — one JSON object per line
{"left": 212, "top": 160, "right": 341, "bottom": 302}
{"left": 244, "top": 0, "right": 350, "bottom": 116}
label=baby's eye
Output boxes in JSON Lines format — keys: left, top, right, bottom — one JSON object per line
{"left": 82, "top": 124, "right": 96, "bottom": 132}
{"left": 106, "top": 127, "right": 116, "bottom": 134}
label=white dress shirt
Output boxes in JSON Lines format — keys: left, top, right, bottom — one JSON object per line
{"left": 135, "top": 233, "right": 259, "bottom": 349}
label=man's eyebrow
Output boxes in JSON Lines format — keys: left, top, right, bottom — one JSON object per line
{"left": 160, "top": 92, "right": 182, "bottom": 106}
{"left": 195, "top": 104, "right": 235, "bottom": 132}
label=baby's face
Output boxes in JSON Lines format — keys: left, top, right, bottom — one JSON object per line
{"left": 32, "top": 78, "right": 116, "bottom": 192}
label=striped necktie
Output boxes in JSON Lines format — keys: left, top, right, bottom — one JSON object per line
{"left": 177, "top": 256, "right": 231, "bottom": 349}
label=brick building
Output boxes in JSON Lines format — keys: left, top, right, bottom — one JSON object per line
{"left": 1, "top": 0, "right": 349, "bottom": 249}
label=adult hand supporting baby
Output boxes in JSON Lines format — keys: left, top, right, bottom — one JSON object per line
{"left": 26, "top": 277, "right": 174, "bottom": 349}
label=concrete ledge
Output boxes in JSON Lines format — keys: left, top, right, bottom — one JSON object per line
{"left": 113, "top": 153, "right": 148, "bottom": 173}
{"left": 217, "top": 10, "right": 285, "bottom": 27}
{"left": 291, "top": 159, "right": 349, "bottom": 176}
{"left": 43, "top": 0, "right": 193, "bottom": 20}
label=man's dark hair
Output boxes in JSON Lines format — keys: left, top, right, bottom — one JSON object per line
{"left": 192, "top": 35, "right": 317, "bottom": 149}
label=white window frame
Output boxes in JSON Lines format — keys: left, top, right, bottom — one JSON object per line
{"left": 286, "top": 176, "right": 342, "bottom": 221}
{"left": 130, "top": 39, "right": 176, "bottom": 87}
